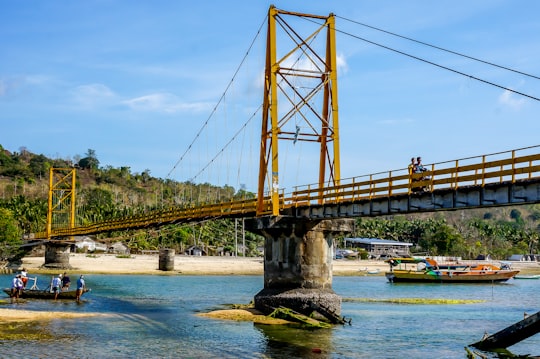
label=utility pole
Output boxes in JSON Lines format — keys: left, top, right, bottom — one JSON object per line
{"left": 235, "top": 218, "right": 238, "bottom": 257}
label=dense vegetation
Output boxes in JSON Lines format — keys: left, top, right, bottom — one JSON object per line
{"left": 0, "top": 145, "right": 260, "bottom": 259}
{"left": 1, "top": 144, "right": 539, "bottom": 260}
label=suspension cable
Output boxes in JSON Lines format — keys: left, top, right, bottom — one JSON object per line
{"left": 334, "top": 25, "right": 540, "bottom": 102}
{"left": 336, "top": 15, "right": 540, "bottom": 81}
{"left": 167, "top": 15, "right": 268, "bottom": 178}
{"left": 189, "top": 105, "right": 262, "bottom": 182}
{"left": 301, "top": 16, "right": 539, "bottom": 102}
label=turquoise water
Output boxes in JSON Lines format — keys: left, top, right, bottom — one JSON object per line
{"left": 1, "top": 274, "right": 539, "bottom": 358}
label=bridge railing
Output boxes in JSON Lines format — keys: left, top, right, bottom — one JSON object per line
{"left": 36, "top": 146, "right": 540, "bottom": 238}
{"left": 281, "top": 145, "right": 540, "bottom": 208}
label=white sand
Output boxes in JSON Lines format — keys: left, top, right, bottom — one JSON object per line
{"left": 17, "top": 253, "right": 388, "bottom": 276}
{"left": 0, "top": 308, "right": 109, "bottom": 323}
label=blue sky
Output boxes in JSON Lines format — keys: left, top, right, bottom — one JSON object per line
{"left": 1, "top": 1, "right": 539, "bottom": 193}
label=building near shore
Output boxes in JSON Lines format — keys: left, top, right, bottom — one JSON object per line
{"left": 344, "top": 238, "right": 412, "bottom": 259}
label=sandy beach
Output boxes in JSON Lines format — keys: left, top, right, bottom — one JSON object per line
{"left": 13, "top": 253, "right": 540, "bottom": 277}
{"left": 15, "top": 253, "right": 389, "bottom": 276}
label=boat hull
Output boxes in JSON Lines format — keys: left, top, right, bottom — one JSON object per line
{"left": 3, "top": 288, "right": 90, "bottom": 299}
{"left": 514, "top": 275, "right": 540, "bottom": 279}
{"left": 386, "top": 270, "right": 519, "bottom": 283}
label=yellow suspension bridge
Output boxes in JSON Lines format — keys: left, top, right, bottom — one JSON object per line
{"left": 32, "top": 6, "right": 540, "bottom": 241}
{"left": 21, "top": 5, "right": 540, "bottom": 320}
{"left": 35, "top": 144, "right": 540, "bottom": 240}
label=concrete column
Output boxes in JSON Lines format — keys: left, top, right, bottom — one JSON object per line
{"left": 159, "top": 248, "right": 175, "bottom": 271}
{"left": 246, "top": 216, "right": 353, "bottom": 321}
{"left": 44, "top": 241, "right": 72, "bottom": 269}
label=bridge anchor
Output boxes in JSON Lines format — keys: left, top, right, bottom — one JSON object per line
{"left": 246, "top": 217, "right": 353, "bottom": 322}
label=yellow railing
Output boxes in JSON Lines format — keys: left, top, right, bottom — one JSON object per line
{"left": 35, "top": 145, "right": 540, "bottom": 239}
{"left": 283, "top": 145, "right": 540, "bottom": 207}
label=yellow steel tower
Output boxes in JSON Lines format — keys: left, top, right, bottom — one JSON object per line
{"left": 257, "top": 6, "right": 341, "bottom": 216}
{"left": 46, "top": 168, "right": 77, "bottom": 239}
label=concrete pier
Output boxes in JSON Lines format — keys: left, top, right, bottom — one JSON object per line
{"left": 44, "top": 241, "right": 72, "bottom": 269}
{"left": 159, "top": 248, "right": 175, "bottom": 271}
{"left": 246, "top": 216, "right": 353, "bottom": 321}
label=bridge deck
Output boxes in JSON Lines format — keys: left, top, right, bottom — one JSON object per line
{"left": 32, "top": 146, "right": 540, "bottom": 239}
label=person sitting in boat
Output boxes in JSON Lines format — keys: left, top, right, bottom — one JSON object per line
{"left": 51, "top": 274, "right": 62, "bottom": 300}
{"left": 61, "top": 272, "right": 71, "bottom": 291}
{"left": 20, "top": 268, "right": 28, "bottom": 289}
{"left": 10, "top": 274, "right": 24, "bottom": 303}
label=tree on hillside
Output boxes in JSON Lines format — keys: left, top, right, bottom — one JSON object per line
{"left": 0, "top": 208, "right": 23, "bottom": 260}
{"left": 78, "top": 149, "right": 100, "bottom": 170}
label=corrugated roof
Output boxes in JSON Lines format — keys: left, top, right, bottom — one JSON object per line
{"left": 344, "top": 237, "right": 412, "bottom": 246}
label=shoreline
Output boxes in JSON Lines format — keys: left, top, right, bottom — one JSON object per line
{"left": 2, "top": 254, "right": 539, "bottom": 325}
{"left": 8, "top": 253, "right": 540, "bottom": 276}
{"left": 13, "top": 253, "right": 390, "bottom": 276}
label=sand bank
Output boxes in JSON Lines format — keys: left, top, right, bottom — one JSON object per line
{"left": 13, "top": 254, "right": 539, "bottom": 277}
{"left": 15, "top": 253, "right": 389, "bottom": 276}
{"left": 0, "top": 308, "right": 107, "bottom": 323}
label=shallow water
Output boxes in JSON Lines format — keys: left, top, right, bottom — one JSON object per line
{"left": 1, "top": 274, "right": 539, "bottom": 358}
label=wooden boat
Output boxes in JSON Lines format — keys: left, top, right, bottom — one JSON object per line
{"left": 513, "top": 274, "right": 540, "bottom": 280}
{"left": 385, "top": 257, "right": 520, "bottom": 283}
{"left": 3, "top": 277, "right": 90, "bottom": 300}
{"left": 366, "top": 269, "right": 380, "bottom": 275}
{"left": 3, "top": 287, "right": 90, "bottom": 299}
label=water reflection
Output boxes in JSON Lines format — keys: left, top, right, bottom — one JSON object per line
{"left": 255, "top": 323, "right": 334, "bottom": 359}
{"left": 1, "top": 274, "right": 539, "bottom": 358}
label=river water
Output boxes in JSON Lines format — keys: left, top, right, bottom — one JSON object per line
{"left": 1, "top": 273, "right": 539, "bottom": 358}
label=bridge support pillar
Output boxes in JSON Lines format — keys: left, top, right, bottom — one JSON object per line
{"left": 246, "top": 216, "right": 353, "bottom": 320}
{"left": 44, "top": 242, "right": 72, "bottom": 269}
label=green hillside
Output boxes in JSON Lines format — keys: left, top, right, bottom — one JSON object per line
{"left": 1, "top": 144, "right": 539, "bottom": 261}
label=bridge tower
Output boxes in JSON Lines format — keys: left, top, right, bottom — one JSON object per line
{"left": 250, "top": 6, "right": 352, "bottom": 320}
{"left": 256, "top": 6, "right": 341, "bottom": 216}
{"left": 44, "top": 167, "right": 77, "bottom": 268}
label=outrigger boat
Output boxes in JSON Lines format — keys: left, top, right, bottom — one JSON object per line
{"left": 3, "top": 277, "right": 90, "bottom": 300}
{"left": 385, "top": 257, "right": 520, "bottom": 283}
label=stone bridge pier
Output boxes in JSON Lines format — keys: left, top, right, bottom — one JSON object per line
{"left": 245, "top": 216, "right": 353, "bottom": 320}
{"left": 44, "top": 241, "right": 73, "bottom": 269}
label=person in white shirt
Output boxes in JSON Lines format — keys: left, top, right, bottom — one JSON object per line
{"left": 52, "top": 274, "right": 62, "bottom": 300}
{"left": 10, "top": 274, "right": 23, "bottom": 303}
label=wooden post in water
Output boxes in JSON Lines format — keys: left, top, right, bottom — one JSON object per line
{"left": 159, "top": 249, "right": 175, "bottom": 271}
{"left": 471, "top": 310, "right": 540, "bottom": 350}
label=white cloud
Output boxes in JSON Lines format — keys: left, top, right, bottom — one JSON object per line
{"left": 71, "top": 83, "right": 116, "bottom": 109}
{"left": 336, "top": 53, "right": 348, "bottom": 74}
{"left": 122, "top": 93, "right": 211, "bottom": 113}
{"left": 0, "top": 76, "right": 26, "bottom": 97}
{"left": 498, "top": 89, "right": 526, "bottom": 110}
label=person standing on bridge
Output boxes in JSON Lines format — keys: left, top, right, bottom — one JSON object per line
{"left": 415, "top": 156, "right": 427, "bottom": 173}
{"left": 415, "top": 156, "right": 430, "bottom": 192}
{"left": 408, "top": 157, "right": 417, "bottom": 175}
